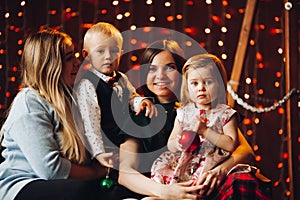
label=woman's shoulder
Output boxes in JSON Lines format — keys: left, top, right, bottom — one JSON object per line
{"left": 12, "top": 88, "right": 54, "bottom": 114}
{"left": 2, "top": 88, "right": 55, "bottom": 131}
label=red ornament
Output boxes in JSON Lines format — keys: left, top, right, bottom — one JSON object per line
{"left": 179, "top": 130, "right": 200, "bottom": 152}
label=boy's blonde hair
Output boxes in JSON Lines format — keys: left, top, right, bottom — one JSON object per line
{"left": 83, "top": 22, "right": 123, "bottom": 52}
{"left": 21, "top": 29, "right": 86, "bottom": 164}
{"left": 181, "top": 53, "right": 228, "bottom": 107}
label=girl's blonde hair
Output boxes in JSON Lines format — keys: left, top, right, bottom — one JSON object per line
{"left": 181, "top": 53, "right": 228, "bottom": 107}
{"left": 21, "top": 29, "right": 86, "bottom": 164}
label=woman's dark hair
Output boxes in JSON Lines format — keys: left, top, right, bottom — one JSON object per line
{"left": 137, "top": 40, "right": 186, "bottom": 102}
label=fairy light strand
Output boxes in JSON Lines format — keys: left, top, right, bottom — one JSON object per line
{"left": 227, "top": 82, "right": 298, "bottom": 113}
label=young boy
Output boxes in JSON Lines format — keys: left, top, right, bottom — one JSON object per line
{"left": 76, "top": 22, "right": 156, "bottom": 169}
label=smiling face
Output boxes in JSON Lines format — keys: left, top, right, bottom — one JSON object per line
{"left": 146, "top": 51, "right": 180, "bottom": 103}
{"left": 83, "top": 32, "right": 121, "bottom": 76}
{"left": 61, "top": 39, "right": 80, "bottom": 87}
{"left": 186, "top": 66, "right": 219, "bottom": 109}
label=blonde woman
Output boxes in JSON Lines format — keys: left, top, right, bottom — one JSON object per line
{"left": 0, "top": 29, "right": 106, "bottom": 200}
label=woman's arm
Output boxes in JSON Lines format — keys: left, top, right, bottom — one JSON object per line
{"left": 118, "top": 137, "right": 203, "bottom": 199}
{"left": 118, "top": 137, "right": 163, "bottom": 197}
{"left": 195, "top": 129, "right": 254, "bottom": 196}
{"left": 68, "top": 160, "right": 106, "bottom": 181}
{"left": 167, "top": 117, "right": 183, "bottom": 152}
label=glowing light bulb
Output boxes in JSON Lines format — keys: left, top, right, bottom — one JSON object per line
{"left": 112, "top": 1, "right": 119, "bottom": 6}
{"left": 130, "top": 25, "right": 137, "bottom": 30}
{"left": 116, "top": 14, "right": 123, "bottom": 20}
{"left": 5, "top": 12, "right": 10, "bottom": 19}
{"left": 221, "top": 26, "right": 227, "bottom": 33}
{"left": 245, "top": 77, "right": 251, "bottom": 84}
{"left": 204, "top": 28, "right": 211, "bottom": 34}
{"left": 149, "top": 16, "right": 156, "bottom": 22}
{"left": 165, "top": 2, "right": 171, "bottom": 7}
{"left": 218, "top": 40, "right": 224, "bottom": 46}
{"left": 221, "top": 53, "right": 227, "bottom": 60}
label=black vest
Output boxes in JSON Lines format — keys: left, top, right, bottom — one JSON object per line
{"left": 81, "top": 71, "right": 130, "bottom": 149}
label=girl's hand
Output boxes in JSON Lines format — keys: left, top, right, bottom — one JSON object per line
{"left": 193, "top": 116, "right": 208, "bottom": 137}
{"left": 193, "top": 166, "right": 227, "bottom": 197}
{"left": 136, "top": 99, "right": 158, "bottom": 118}
{"left": 158, "top": 180, "right": 207, "bottom": 200}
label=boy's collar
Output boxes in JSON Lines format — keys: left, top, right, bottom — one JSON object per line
{"left": 89, "top": 67, "right": 120, "bottom": 84}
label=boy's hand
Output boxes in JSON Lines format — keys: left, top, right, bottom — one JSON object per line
{"left": 96, "top": 152, "right": 117, "bottom": 168}
{"left": 135, "top": 99, "right": 158, "bottom": 118}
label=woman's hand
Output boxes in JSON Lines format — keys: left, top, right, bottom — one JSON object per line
{"left": 158, "top": 180, "right": 206, "bottom": 200}
{"left": 193, "top": 165, "right": 227, "bottom": 197}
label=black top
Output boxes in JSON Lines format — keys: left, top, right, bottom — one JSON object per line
{"left": 120, "top": 101, "right": 177, "bottom": 174}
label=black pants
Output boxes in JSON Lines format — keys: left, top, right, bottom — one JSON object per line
{"left": 15, "top": 179, "right": 105, "bottom": 200}
{"left": 15, "top": 179, "right": 144, "bottom": 200}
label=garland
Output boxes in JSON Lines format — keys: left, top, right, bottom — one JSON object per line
{"left": 227, "top": 83, "right": 299, "bottom": 113}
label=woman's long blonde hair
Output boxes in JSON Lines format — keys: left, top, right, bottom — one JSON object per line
{"left": 21, "top": 29, "right": 86, "bottom": 164}
{"left": 181, "top": 53, "right": 228, "bottom": 107}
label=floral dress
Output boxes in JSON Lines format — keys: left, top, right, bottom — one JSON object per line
{"left": 150, "top": 103, "right": 238, "bottom": 184}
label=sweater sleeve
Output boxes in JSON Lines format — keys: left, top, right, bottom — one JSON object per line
{"left": 7, "top": 93, "right": 71, "bottom": 179}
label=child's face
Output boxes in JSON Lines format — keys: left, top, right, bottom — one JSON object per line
{"left": 85, "top": 32, "right": 121, "bottom": 76}
{"left": 146, "top": 51, "right": 180, "bottom": 102}
{"left": 186, "top": 66, "right": 219, "bottom": 109}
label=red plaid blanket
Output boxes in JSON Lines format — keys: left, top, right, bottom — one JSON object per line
{"left": 206, "top": 172, "right": 272, "bottom": 200}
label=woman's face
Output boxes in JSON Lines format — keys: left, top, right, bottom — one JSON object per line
{"left": 146, "top": 51, "right": 180, "bottom": 103}
{"left": 62, "top": 42, "right": 81, "bottom": 87}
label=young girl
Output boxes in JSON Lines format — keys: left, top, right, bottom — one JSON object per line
{"left": 151, "top": 53, "right": 240, "bottom": 185}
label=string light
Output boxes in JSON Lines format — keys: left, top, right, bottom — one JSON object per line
{"left": 130, "top": 25, "right": 136, "bottom": 30}
{"left": 149, "top": 16, "right": 156, "bottom": 22}
{"left": 165, "top": 2, "right": 171, "bottom": 7}
{"left": 146, "top": 0, "right": 152, "bottom": 5}
{"left": 227, "top": 83, "right": 298, "bottom": 113}
{"left": 112, "top": 1, "right": 119, "bottom": 6}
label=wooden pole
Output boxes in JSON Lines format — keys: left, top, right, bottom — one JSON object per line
{"left": 283, "top": 1, "right": 294, "bottom": 199}
{"left": 228, "top": 0, "right": 257, "bottom": 107}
